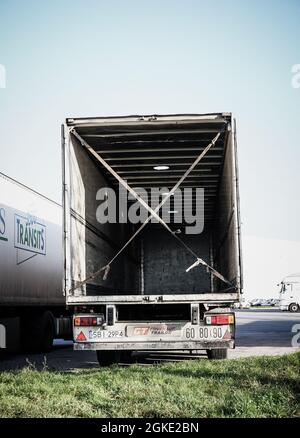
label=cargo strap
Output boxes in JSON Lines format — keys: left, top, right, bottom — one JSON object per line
{"left": 69, "top": 128, "right": 233, "bottom": 292}
{"left": 185, "top": 258, "right": 230, "bottom": 284}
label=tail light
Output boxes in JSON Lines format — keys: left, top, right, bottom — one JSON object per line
{"left": 74, "top": 316, "right": 104, "bottom": 326}
{"left": 205, "top": 314, "right": 234, "bottom": 325}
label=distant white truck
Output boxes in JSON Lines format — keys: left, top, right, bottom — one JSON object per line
{"left": 278, "top": 274, "right": 300, "bottom": 313}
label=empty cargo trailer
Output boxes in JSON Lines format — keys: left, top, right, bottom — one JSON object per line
{"left": 63, "top": 113, "right": 242, "bottom": 363}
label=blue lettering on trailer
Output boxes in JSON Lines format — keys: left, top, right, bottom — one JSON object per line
{"left": 14, "top": 213, "right": 46, "bottom": 255}
{"left": 0, "top": 207, "right": 8, "bottom": 242}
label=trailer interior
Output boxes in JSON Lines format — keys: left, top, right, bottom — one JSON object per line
{"left": 64, "top": 114, "right": 242, "bottom": 321}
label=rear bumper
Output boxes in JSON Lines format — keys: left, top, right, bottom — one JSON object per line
{"left": 74, "top": 340, "right": 235, "bottom": 351}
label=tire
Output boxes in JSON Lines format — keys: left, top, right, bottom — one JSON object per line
{"left": 120, "top": 350, "right": 133, "bottom": 363}
{"left": 22, "top": 311, "right": 55, "bottom": 353}
{"left": 206, "top": 348, "right": 228, "bottom": 360}
{"left": 96, "top": 350, "right": 132, "bottom": 367}
{"left": 40, "top": 311, "right": 56, "bottom": 352}
{"left": 289, "top": 303, "right": 299, "bottom": 313}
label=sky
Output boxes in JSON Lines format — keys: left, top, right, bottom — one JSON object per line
{"left": 0, "top": 0, "right": 299, "bottom": 298}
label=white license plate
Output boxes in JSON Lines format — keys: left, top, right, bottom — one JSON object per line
{"left": 87, "top": 329, "right": 124, "bottom": 340}
{"left": 185, "top": 325, "right": 229, "bottom": 340}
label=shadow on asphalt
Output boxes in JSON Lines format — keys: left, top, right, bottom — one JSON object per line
{"left": 0, "top": 346, "right": 212, "bottom": 371}
{"left": 235, "top": 313, "right": 299, "bottom": 347}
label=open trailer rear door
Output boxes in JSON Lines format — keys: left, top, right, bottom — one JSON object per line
{"left": 63, "top": 114, "right": 242, "bottom": 305}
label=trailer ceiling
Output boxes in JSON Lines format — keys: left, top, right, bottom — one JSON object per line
{"left": 67, "top": 114, "right": 231, "bottom": 224}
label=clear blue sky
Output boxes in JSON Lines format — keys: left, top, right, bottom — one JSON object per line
{"left": 0, "top": 0, "right": 299, "bottom": 242}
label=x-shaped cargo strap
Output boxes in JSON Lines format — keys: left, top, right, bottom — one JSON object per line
{"left": 69, "top": 128, "right": 233, "bottom": 293}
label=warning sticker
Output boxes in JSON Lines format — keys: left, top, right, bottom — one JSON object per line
{"left": 76, "top": 331, "right": 87, "bottom": 341}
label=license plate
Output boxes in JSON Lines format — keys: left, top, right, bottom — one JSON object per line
{"left": 185, "top": 325, "right": 229, "bottom": 340}
{"left": 87, "top": 329, "right": 124, "bottom": 340}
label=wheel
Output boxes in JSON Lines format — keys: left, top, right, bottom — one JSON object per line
{"left": 96, "top": 350, "right": 132, "bottom": 366}
{"left": 96, "top": 350, "right": 120, "bottom": 366}
{"left": 206, "top": 348, "right": 228, "bottom": 360}
{"left": 120, "top": 350, "right": 133, "bottom": 363}
{"left": 22, "top": 311, "right": 55, "bottom": 353}
{"left": 289, "top": 303, "right": 299, "bottom": 313}
{"left": 40, "top": 311, "right": 56, "bottom": 352}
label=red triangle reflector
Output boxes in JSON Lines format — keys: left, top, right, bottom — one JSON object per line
{"left": 76, "top": 331, "right": 87, "bottom": 341}
{"left": 223, "top": 329, "right": 232, "bottom": 340}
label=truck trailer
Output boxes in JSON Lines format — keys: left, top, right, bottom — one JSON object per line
{"left": 63, "top": 113, "right": 243, "bottom": 364}
{"left": 279, "top": 274, "right": 300, "bottom": 312}
{"left": 0, "top": 172, "right": 71, "bottom": 351}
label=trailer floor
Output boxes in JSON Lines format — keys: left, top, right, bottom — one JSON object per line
{"left": 0, "top": 310, "right": 299, "bottom": 371}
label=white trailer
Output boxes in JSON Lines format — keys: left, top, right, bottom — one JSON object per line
{"left": 63, "top": 113, "right": 243, "bottom": 364}
{"left": 0, "top": 172, "right": 71, "bottom": 351}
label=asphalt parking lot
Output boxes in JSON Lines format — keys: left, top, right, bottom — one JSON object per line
{"left": 0, "top": 310, "right": 299, "bottom": 371}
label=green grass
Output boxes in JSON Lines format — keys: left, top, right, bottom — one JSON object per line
{"left": 0, "top": 353, "right": 299, "bottom": 418}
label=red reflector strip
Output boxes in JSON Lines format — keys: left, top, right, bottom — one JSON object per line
{"left": 74, "top": 317, "right": 98, "bottom": 326}
{"left": 212, "top": 315, "right": 229, "bottom": 325}
{"left": 206, "top": 314, "right": 234, "bottom": 325}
